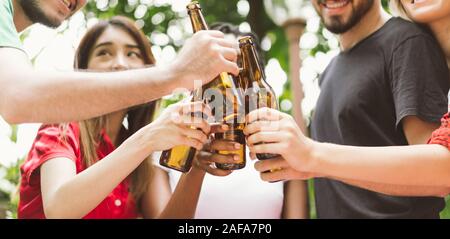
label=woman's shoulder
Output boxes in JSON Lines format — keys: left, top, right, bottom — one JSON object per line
{"left": 21, "top": 122, "right": 82, "bottom": 184}
{"left": 37, "top": 122, "right": 80, "bottom": 142}
{"left": 428, "top": 113, "right": 450, "bottom": 149}
{"left": 30, "top": 122, "right": 82, "bottom": 162}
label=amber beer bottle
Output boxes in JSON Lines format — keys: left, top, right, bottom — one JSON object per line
{"left": 239, "top": 36, "right": 280, "bottom": 160}
{"left": 158, "top": 90, "right": 201, "bottom": 173}
{"left": 187, "top": 1, "right": 246, "bottom": 170}
{"left": 159, "top": 1, "right": 246, "bottom": 172}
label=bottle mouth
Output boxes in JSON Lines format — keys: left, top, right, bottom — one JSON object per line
{"left": 187, "top": 1, "right": 201, "bottom": 10}
{"left": 238, "top": 36, "right": 254, "bottom": 46}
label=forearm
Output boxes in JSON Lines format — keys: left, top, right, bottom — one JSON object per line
{"left": 333, "top": 177, "right": 450, "bottom": 198}
{"left": 141, "top": 167, "right": 172, "bottom": 219}
{"left": 45, "top": 133, "right": 150, "bottom": 218}
{"left": 282, "top": 180, "right": 309, "bottom": 219}
{"left": 1, "top": 66, "right": 182, "bottom": 124}
{"left": 309, "top": 143, "right": 450, "bottom": 187}
{"left": 158, "top": 167, "right": 206, "bottom": 219}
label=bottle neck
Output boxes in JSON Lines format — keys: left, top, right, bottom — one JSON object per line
{"left": 241, "top": 42, "right": 278, "bottom": 110}
{"left": 189, "top": 11, "right": 208, "bottom": 32}
{"left": 241, "top": 44, "right": 265, "bottom": 84}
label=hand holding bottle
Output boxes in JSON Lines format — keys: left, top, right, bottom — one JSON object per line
{"left": 244, "top": 107, "right": 316, "bottom": 175}
{"left": 144, "top": 101, "right": 212, "bottom": 152}
{"left": 194, "top": 124, "right": 244, "bottom": 176}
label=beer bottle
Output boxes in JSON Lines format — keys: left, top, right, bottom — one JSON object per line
{"left": 160, "top": 1, "right": 246, "bottom": 172}
{"left": 239, "top": 36, "right": 279, "bottom": 160}
{"left": 159, "top": 143, "right": 196, "bottom": 173}
{"left": 159, "top": 89, "right": 202, "bottom": 173}
{"left": 214, "top": 95, "right": 246, "bottom": 170}
{"left": 188, "top": 1, "right": 246, "bottom": 170}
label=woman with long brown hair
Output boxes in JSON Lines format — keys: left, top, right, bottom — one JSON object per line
{"left": 17, "top": 16, "right": 212, "bottom": 219}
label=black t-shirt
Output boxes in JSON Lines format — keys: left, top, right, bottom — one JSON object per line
{"left": 311, "top": 18, "right": 450, "bottom": 219}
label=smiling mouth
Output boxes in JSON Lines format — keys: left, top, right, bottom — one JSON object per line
{"left": 320, "top": 0, "right": 350, "bottom": 9}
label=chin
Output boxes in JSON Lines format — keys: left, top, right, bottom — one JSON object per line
{"left": 405, "top": 1, "right": 450, "bottom": 24}
{"left": 50, "top": 15, "right": 66, "bottom": 27}
{"left": 410, "top": 10, "right": 449, "bottom": 24}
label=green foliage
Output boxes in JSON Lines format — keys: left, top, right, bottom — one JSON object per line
{"left": 441, "top": 197, "right": 450, "bottom": 219}
{"left": 83, "top": 0, "right": 288, "bottom": 82}
{"left": 0, "top": 125, "right": 23, "bottom": 219}
{"left": 3, "top": 158, "right": 23, "bottom": 219}
{"left": 85, "top": 1, "right": 176, "bottom": 42}
{"left": 310, "top": 25, "right": 331, "bottom": 57}
{"left": 308, "top": 179, "right": 317, "bottom": 219}
{"left": 197, "top": 0, "right": 242, "bottom": 25}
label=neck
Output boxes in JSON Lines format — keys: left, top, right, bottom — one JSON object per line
{"left": 12, "top": 0, "right": 33, "bottom": 32}
{"left": 339, "top": 3, "right": 391, "bottom": 51}
{"left": 429, "top": 16, "right": 450, "bottom": 68}
{"left": 106, "top": 110, "right": 127, "bottom": 146}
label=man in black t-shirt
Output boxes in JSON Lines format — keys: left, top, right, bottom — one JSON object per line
{"left": 243, "top": 0, "right": 449, "bottom": 218}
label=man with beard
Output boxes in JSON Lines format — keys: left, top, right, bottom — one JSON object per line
{"left": 0, "top": 0, "right": 239, "bottom": 124}
{"left": 244, "top": 0, "right": 449, "bottom": 218}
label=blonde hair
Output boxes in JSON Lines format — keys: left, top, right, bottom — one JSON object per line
{"left": 389, "top": 0, "right": 412, "bottom": 21}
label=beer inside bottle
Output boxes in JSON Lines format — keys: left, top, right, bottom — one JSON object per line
{"left": 214, "top": 113, "right": 246, "bottom": 170}
{"left": 159, "top": 89, "right": 202, "bottom": 173}
{"left": 239, "top": 36, "right": 279, "bottom": 160}
{"left": 159, "top": 146, "right": 196, "bottom": 173}
{"left": 187, "top": 1, "right": 246, "bottom": 170}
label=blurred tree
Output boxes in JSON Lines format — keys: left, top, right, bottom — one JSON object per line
{"left": 83, "top": 0, "right": 289, "bottom": 75}
{"left": 0, "top": 125, "right": 22, "bottom": 219}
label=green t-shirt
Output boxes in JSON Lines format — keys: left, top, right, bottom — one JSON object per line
{"left": 0, "top": 0, "right": 23, "bottom": 50}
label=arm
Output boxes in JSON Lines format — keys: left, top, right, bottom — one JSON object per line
{"left": 141, "top": 167, "right": 172, "bottom": 219}
{"left": 142, "top": 126, "right": 237, "bottom": 219}
{"left": 282, "top": 180, "right": 309, "bottom": 219}
{"left": 332, "top": 177, "right": 449, "bottom": 197}
{"left": 0, "top": 31, "right": 239, "bottom": 124}
{"left": 40, "top": 101, "right": 211, "bottom": 218}
{"left": 246, "top": 109, "right": 450, "bottom": 197}
{"left": 154, "top": 140, "right": 241, "bottom": 219}
{"left": 311, "top": 116, "right": 450, "bottom": 196}
{"left": 310, "top": 143, "right": 450, "bottom": 194}
{"left": 254, "top": 144, "right": 450, "bottom": 197}
{"left": 142, "top": 156, "right": 233, "bottom": 219}
{"left": 156, "top": 167, "right": 206, "bottom": 219}
{"left": 41, "top": 134, "right": 154, "bottom": 218}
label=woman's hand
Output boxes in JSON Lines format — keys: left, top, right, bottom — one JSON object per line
{"left": 138, "top": 101, "right": 212, "bottom": 153}
{"left": 192, "top": 124, "right": 241, "bottom": 176}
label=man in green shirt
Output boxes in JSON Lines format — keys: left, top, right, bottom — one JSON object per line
{"left": 0, "top": 0, "right": 239, "bottom": 124}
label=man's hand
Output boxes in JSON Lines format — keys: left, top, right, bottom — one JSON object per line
{"left": 243, "top": 108, "right": 317, "bottom": 173}
{"left": 253, "top": 156, "right": 317, "bottom": 182}
{"left": 171, "top": 30, "right": 239, "bottom": 89}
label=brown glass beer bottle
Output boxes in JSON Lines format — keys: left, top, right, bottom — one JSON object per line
{"left": 160, "top": 1, "right": 246, "bottom": 172}
{"left": 239, "top": 36, "right": 280, "bottom": 160}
